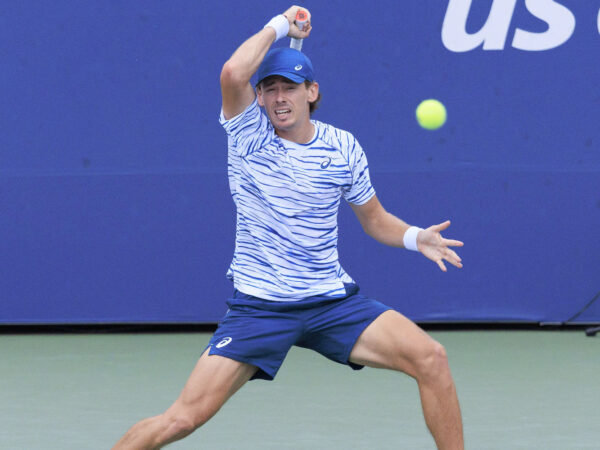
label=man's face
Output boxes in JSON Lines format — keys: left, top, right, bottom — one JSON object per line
{"left": 257, "top": 76, "right": 319, "bottom": 132}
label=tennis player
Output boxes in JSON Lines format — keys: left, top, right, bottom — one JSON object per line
{"left": 114, "top": 6, "right": 464, "bottom": 449}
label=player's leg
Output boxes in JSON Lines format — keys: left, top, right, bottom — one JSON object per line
{"left": 113, "top": 349, "right": 257, "bottom": 450}
{"left": 349, "top": 310, "right": 463, "bottom": 450}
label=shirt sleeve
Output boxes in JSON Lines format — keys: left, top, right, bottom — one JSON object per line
{"left": 219, "top": 99, "right": 272, "bottom": 157}
{"left": 342, "top": 134, "right": 376, "bottom": 205}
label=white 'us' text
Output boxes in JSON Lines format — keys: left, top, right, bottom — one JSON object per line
{"left": 442, "top": 0, "right": 599, "bottom": 51}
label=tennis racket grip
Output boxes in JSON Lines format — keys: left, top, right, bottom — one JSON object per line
{"left": 290, "top": 10, "right": 308, "bottom": 51}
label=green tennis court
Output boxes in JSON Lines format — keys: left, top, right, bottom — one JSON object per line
{"left": 1, "top": 330, "right": 597, "bottom": 449}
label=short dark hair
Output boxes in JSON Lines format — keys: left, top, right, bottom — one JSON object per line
{"left": 257, "top": 76, "right": 322, "bottom": 116}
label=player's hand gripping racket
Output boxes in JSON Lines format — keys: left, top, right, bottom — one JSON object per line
{"left": 290, "top": 10, "right": 308, "bottom": 51}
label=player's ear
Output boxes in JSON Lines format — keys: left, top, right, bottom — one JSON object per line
{"left": 307, "top": 81, "right": 319, "bottom": 103}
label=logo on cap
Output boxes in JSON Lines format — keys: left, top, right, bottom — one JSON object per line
{"left": 295, "top": 64, "right": 303, "bottom": 71}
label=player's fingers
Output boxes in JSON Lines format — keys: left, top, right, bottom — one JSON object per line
{"left": 443, "top": 238, "right": 464, "bottom": 247}
{"left": 431, "top": 220, "right": 451, "bottom": 232}
{"left": 446, "top": 248, "right": 461, "bottom": 262}
{"left": 447, "top": 257, "right": 463, "bottom": 268}
{"left": 436, "top": 260, "right": 447, "bottom": 272}
{"left": 444, "top": 249, "right": 463, "bottom": 268}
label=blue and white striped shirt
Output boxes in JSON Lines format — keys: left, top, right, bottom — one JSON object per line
{"left": 220, "top": 99, "right": 375, "bottom": 301}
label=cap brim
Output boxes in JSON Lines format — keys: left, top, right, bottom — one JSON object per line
{"left": 257, "top": 71, "right": 306, "bottom": 85}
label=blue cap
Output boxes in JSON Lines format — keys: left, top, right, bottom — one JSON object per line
{"left": 256, "top": 47, "right": 315, "bottom": 85}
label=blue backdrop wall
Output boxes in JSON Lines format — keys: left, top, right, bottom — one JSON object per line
{"left": 2, "top": 0, "right": 599, "bottom": 324}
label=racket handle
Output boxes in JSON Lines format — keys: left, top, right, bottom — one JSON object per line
{"left": 290, "top": 38, "right": 303, "bottom": 51}
{"left": 290, "top": 10, "right": 308, "bottom": 51}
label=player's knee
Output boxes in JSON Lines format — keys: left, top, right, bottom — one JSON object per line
{"left": 162, "top": 407, "right": 212, "bottom": 440}
{"left": 415, "top": 341, "right": 450, "bottom": 383}
{"left": 167, "top": 414, "right": 198, "bottom": 438}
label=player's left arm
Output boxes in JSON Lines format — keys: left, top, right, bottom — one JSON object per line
{"left": 350, "top": 196, "right": 464, "bottom": 272}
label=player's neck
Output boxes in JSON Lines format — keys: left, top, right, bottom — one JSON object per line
{"left": 275, "top": 121, "right": 315, "bottom": 144}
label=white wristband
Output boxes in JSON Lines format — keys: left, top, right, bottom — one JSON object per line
{"left": 264, "top": 14, "right": 290, "bottom": 41}
{"left": 403, "top": 226, "right": 423, "bottom": 252}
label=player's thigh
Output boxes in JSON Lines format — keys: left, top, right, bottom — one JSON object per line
{"left": 348, "top": 309, "right": 440, "bottom": 378}
{"left": 167, "top": 349, "right": 258, "bottom": 423}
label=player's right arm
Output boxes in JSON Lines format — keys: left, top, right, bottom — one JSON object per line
{"left": 220, "top": 6, "right": 312, "bottom": 120}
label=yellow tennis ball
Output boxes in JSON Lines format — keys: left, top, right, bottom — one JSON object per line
{"left": 416, "top": 99, "right": 447, "bottom": 130}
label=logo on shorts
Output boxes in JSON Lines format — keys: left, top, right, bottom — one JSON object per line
{"left": 216, "top": 337, "right": 232, "bottom": 348}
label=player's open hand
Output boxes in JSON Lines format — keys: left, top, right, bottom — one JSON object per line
{"left": 283, "top": 6, "right": 312, "bottom": 39}
{"left": 417, "top": 220, "right": 464, "bottom": 272}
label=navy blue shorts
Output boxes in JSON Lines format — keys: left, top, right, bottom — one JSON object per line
{"left": 207, "top": 284, "right": 391, "bottom": 380}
